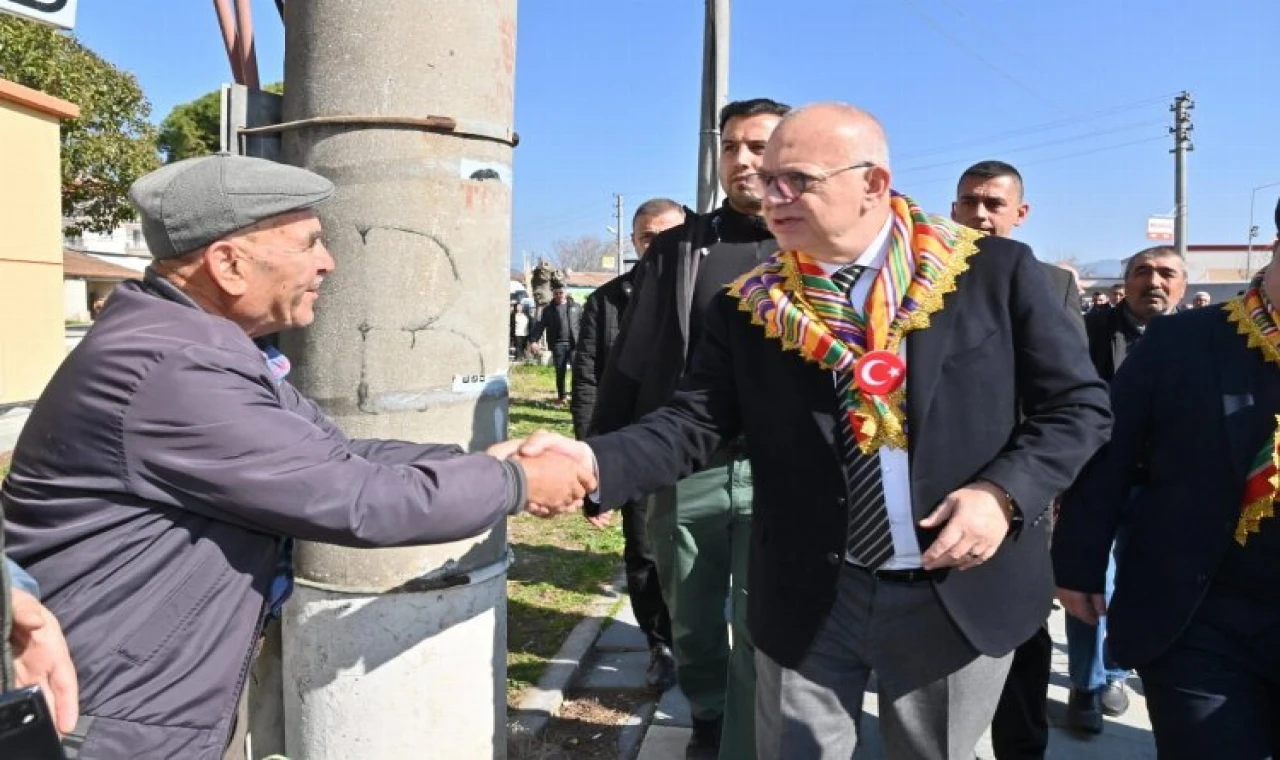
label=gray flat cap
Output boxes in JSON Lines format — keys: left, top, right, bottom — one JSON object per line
{"left": 129, "top": 152, "right": 335, "bottom": 260}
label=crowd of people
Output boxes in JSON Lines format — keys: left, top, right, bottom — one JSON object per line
{"left": 3, "top": 98, "right": 1278, "bottom": 760}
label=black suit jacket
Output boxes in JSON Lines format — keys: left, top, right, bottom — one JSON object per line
{"left": 1041, "top": 263, "right": 1085, "bottom": 332}
{"left": 1054, "top": 306, "right": 1280, "bottom": 668}
{"left": 593, "top": 207, "right": 776, "bottom": 437}
{"left": 537, "top": 300, "right": 582, "bottom": 347}
{"left": 588, "top": 235, "right": 1112, "bottom": 667}
{"left": 1083, "top": 302, "right": 1140, "bottom": 382}
{"left": 571, "top": 272, "right": 633, "bottom": 439}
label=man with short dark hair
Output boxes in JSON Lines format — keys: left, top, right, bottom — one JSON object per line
{"left": 951, "top": 159, "right": 1081, "bottom": 760}
{"left": 570, "top": 197, "right": 685, "bottom": 691}
{"left": 1090, "top": 291, "right": 1111, "bottom": 311}
{"left": 1109, "top": 283, "right": 1126, "bottom": 306}
{"left": 592, "top": 97, "right": 791, "bottom": 760}
{"left": 538, "top": 285, "right": 582, "bottom": 404}
{"left": 0, "top": 154, "right": 591, "bottom": 757}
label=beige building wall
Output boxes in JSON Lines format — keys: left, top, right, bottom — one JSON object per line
{"left": 0, "top": 80, "right": 78, "bottom": 404}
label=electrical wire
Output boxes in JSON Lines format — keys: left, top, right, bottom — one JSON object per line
{"left": 895, "top": 121, "right": 1166, "bottom": 175}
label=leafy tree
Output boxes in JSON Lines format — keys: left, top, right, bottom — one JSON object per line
{"left": 0, "top": 16, "right": 160, "bottom": 234}
{"left": 158, "top": 81, "right": 283, "bottom": 163}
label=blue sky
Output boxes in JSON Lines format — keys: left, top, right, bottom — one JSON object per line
{"left": 68, "top": 0, "right": 1279, "bottom": 267}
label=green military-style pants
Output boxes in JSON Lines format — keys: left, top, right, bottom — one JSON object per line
{"left": 647, "top": 454, "right": 755, "bottom": 760}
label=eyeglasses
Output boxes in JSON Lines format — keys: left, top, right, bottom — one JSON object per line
{"left": 742, "top": 161, "right": 876, "bottom": 202}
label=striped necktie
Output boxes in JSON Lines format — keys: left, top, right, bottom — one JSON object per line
{"left": 830, "top": 264, "right": 896, "bottom": 569}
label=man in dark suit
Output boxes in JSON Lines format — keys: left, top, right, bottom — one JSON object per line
{"left": 1065, "top": 245, "right": 1186, "bottom": 733}
{"left": 535, "top": 286, "right": 582, "bottom": 403}
{"left": 591, "top": 98, "right": 790, "bottom": 760}
{"left": 950, "top": 159, "right": 1082, "bottom": 760}
{"left": 570, "top": 197, "right": 685, "bottom": 692}
{"left": 1053, "top": 201, "right": 1280, "bottom": 758}
{"left": 519, "top": 103, "right": 1110, "bottom": 759}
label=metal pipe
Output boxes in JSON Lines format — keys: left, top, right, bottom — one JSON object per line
{"left": 212, "top": 0, "right": 244, "bottom": 84}
{"left": 233, "top": 0, "right": 260, "bottom": 90}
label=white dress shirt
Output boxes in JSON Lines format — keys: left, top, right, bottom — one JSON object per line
{"left": 814, "top": 218, "right": 923, "bottom": 570}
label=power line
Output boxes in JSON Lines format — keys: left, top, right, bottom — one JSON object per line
{"left": 895, "top": 121, "right": 1166, "bottom": 175}
{"left": 905, "top": 135, "right": 1168, "bottom": 188}
{"left": 892, "top": 94, "right": 1177, "bottom": 163}
{"left": 898, "top": 0, "right": 1061, "bottom": 111}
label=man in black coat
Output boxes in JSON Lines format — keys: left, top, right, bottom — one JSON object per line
{"left": 518, "top": 103, "right": 1110, "bottom": 760}
{"left": 590, "top": 98, "right": 790, "bottom": 760}
{"left": 949, "top": 159, "right": 1083, "bottom": 760}
{"left": 570, "top": 197, "right": 685, "bottom": 691}
{"left": 535, "top": 286, "right": 582, "bottom": 403}
{"left": 1054, "top": 201, "right": 1280, "bottom": 758}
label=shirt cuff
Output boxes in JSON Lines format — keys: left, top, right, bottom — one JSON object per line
{"left": 5, "top": 556, "right": 40, "bottom": 599}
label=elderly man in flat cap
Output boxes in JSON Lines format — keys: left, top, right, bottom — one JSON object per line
{"left": 0, "top": 154, "right": 593, "bottom": 758}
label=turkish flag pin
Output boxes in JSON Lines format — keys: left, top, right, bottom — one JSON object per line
{"left": 853, "top": 350, "right": 906, "bottom": 396}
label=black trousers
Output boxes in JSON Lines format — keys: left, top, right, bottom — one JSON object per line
{"left": 621, "top": 497, "right": 671, "bottom": 648}
{"left": 990, "top": 624, "right": 1052, "bottom": 760}
{"left": 552, "top": 342, "right": 573, "bottom": 400}
{"left": 1139, "top": 589, "right": 1280, "bottom": 760}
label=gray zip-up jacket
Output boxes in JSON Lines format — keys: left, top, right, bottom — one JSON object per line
{"left": 1, "top": 272, "right": 523, "bottom": 758}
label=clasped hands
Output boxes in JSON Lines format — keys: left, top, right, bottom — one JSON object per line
{"left": 487, "top": 431, "right": 597, "bottom": 518}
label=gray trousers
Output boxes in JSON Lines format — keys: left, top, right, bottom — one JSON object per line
{"left": 755, "top": 563, "right": 1011, "bottom": 760}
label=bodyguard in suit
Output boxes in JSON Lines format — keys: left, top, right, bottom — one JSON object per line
{"left": 570, "top": 197, "right": 686, "bottom": 692}
{"left": 520, "top": 103, "right": 1110, "bottom": 760}
{"left": 592, "top": 98, "right": 790, "bottom": 760}
{"left": 1054, "top": 205, "right": 1280, "bottom": 758}
{"left": 949, "top": 159, "right": 1082, "bottom": 760}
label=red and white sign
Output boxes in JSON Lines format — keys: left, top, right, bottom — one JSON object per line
{"left": 854, "top": 350, "right": 905, "bottom": 396}
{"left": 1146, "top": 216, "right": 1174, "bottom": 241}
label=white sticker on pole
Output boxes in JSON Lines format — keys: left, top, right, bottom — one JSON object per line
{"left": 0, "top": 0, "right": 79, "bottom": 29}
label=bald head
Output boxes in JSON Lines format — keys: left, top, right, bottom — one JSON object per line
{"left": 774, "top": 103, "right": 891, "bottom": 169}
{"left": 760, "top": 102, "right": 894, "bottom": 263}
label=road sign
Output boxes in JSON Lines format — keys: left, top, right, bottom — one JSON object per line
{"left": 1146, "top": 216, "right": 1174, "bottom": 241}
{"left": 0, "top": 0, "right": 78, "bottom": 29}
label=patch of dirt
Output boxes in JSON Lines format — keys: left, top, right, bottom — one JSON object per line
{"left": 509, "top": 691, "right": 649, "bottom": 760}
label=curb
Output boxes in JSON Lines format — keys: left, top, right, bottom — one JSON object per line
{"left": 508, "top": 566, "right": 627, "bottom": 740}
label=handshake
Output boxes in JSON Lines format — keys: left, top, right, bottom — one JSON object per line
{"left": 488, "top": 431, "right": 599, "bottom": 518}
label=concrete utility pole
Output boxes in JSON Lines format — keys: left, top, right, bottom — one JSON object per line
{"left": 278, "top": 1, "right": 518, "bottom": 758}
{"left": 614, "top": 193, "right": 625, "bottom": 275}
{"left": 696, "top": 0, "right": 730, "bottom": 213}
{"left": 1171, "top": 91, "right": 1194, "bottom": 259}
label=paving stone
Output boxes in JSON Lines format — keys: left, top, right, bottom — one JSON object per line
{"left": 635, "top": 726, "right": 691, "bottom": 760}
{"left": 652, "top": 686, "right": 691, "bottom": 728}
{"left": 578, "top": 650, "right": 652, "bottom": 691}
{"left": 596, "top": 613, "right": 648, "bottom": 652}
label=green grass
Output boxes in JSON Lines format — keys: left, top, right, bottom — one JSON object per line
{"left": 505, "top": 364, "right": 625, "bottom": 705}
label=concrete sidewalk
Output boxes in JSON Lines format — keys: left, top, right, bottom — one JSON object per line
{"left": 577, "top": 598, "right": 1157, "bottom": 760}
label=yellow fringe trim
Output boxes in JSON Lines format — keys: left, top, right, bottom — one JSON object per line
{"left": 728, "top": 219, "right": 983, "bottom": 454}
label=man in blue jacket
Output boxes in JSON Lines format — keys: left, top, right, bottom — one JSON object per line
{"left": 1, "top": 154, "right": 593, "bottom": 758}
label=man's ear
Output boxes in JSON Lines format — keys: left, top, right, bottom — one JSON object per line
{"left": 202, "top": 240, "right": 251, "bottom": 297}
{"left": 866, "top": 165, "right": 892, "bottom": 203}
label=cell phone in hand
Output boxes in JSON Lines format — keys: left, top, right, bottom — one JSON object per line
{"left": 0, "top": 686, "right": 65, "bottom": 759}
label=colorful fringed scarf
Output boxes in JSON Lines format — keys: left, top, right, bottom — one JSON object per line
{"left": 1225, "top": 271, "right": 1280, "bottom": 546}
{"left": 729, "top": 192, "right": 982, "bottom": 454}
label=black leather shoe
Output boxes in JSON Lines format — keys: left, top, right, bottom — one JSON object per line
{"left": 1065, "top": 688, "right": 1103, "bottom": 735}
{"left": 646, "top": 644, "right": 677, "bottom": 692}
{"left": 686, "top": 716, "right": 722, "bottom": 759}
{"left": 1100, "top": 680, "right": 1130, "bottom": 717}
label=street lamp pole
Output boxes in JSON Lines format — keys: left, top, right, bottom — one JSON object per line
{"left": 1246, "top": 181, "right": 1280, "bottom": 276}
